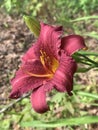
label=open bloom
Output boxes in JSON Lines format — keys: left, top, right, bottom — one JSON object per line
{"left": 9, "top": 23, "right": 86, "bottom": 113}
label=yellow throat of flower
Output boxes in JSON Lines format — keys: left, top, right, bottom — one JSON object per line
{"left": 40, "top": 50, "right": 59, "bottom": 76}
{"left": 22, "top": 50, "right": 59, "bottom": 78}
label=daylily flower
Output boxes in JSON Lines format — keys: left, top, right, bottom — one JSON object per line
{"left": 9, "top": 23, "right": 86, "bottom": 113}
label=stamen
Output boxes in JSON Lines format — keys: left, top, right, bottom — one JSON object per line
{"left": 40, "top": 50, "right": 54, "bottom": 74}
{"left": 26, "top": 71, "right": 53, "bottom": 78}
{"left": 40, "top": 49, "right": 59, "bottom": 75}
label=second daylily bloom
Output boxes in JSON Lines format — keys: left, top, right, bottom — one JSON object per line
{"left": 10, "top": 23, "right": 86, "bottom": 113}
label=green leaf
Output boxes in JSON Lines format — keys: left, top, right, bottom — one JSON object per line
{"left": 71, "top": 16, "right": 98, "bottom": 22}
{"left": 77, "top": 67, "right": 92, "bottom": 73}
{"left": 77, "top": 51, "right": 98, "bottom": 56}
{"left": 20, "top": 116, "right": 98, "bottom": 128}
{"left": 23, "top": 15, "right": 40, "bottom": 37}
{"left": 77, "top": 91, "right": 98, "bottom": 99}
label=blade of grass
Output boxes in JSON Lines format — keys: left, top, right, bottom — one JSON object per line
{"left": 77, "top": 91, "right": 98, "bottom": 99}
{"left": 71, "top": 16, "right": 98, "bottom": 22}
{"left": 83, "top": 33, "right": 98, "bottom": 39}
{"left": 20, "top": 116, "right": 98, "bottom": 128}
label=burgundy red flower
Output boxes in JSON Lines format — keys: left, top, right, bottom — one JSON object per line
{"left": 9, "top": 23, "right": 86, "bottom": 113}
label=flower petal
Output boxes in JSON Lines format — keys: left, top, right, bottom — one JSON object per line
{"left": 22, "top": 43, "right": 40, "bottom": 63}
{"left": 52, "top": 52, "right": 77, "bottom": 95}
{"left": 22, "top": 23, "right": 63, "bottom": 62}
{"left": 39, "top": 23, "right": 63, "bottom": 59}
{"left": 21, "top": 59, "right": 47, "bottom": 75}
{"left": 31, "top": 86, "right": 49, "bottom": 113}
{"left": 9, "top": 60, "right": 47, "bottom": 99}
{"left": 61, "top": 35, "right": 86, "bottom": 55}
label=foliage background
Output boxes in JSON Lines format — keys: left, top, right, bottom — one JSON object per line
{"left": 0, "top": 0, "right": 98, "bottom": 130}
